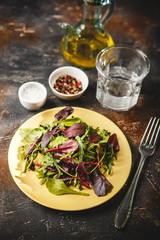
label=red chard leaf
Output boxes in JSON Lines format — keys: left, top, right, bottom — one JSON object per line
{"left": 90, "top": 168, "right": 113, "bottom": 196}
{"left": 25, "top": 136, "right": 39, "bottom": 159}
{"left": 89, "top": 133, "right": 102, "bottom": 144}
{"left": 41, "top": 126, "right": 59, "bottom": 148}
{"left": 108, "top": 134, "right": 119, "bottom": 153}
{"left": 76, "top": 162, "right": 90, "bottom": 189}
{"left": 59, "top": 162, "right": 71, "bottom": 173}
{"left": 45, "top": 139, "right": 78, "bottom": 153}
{"left": 54, "top": 152, "right": 76, "bottom": 166}
{"left": 61, "top": 123, "right": 86, "bottom": 138}
{"left": 46, "top": 166, "right": 57, "bottom": 173}
{"left": 54, "top": 107, "right": 74, "bottom": 121}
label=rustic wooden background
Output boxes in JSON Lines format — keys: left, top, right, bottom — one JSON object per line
{"left": 0, "top": 0, "right": 160, "bottom": 239}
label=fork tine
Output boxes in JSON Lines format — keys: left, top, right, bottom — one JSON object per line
{"left": 144, "top": 117, "right": 156, "bottom": 145}
{"left": 140, "top": 117, "right": 153, "bottom": 145}
{"left": 151, "top": 119, "right": 160, "bottom": 147}
{"left": 140, "top": 117, "right": 160, "bottom": 148}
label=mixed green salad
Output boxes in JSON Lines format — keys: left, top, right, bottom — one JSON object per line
{"left": 19, "top": 107, "right": 119, "bottom": 197}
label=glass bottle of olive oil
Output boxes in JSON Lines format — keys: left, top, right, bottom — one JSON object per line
{"left": 61, "top": 0, "right": 115, "bottom": 68}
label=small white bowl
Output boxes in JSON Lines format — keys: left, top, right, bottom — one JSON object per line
{"left": 48, "top": 66, "right": 89, "bottom": 100}
{"left": 18, "top": 81, "right": 47, "bottom": 110}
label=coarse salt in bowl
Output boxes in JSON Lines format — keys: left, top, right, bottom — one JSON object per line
{"left": 48, "top": 66, "right": 89, "bottom": 100}
{"left": 18, "top": 81, "right": 47, "bottom": 110}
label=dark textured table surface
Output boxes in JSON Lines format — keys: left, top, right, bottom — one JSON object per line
{"left": 0, "top": 0, "right": 160, "bottom": 239}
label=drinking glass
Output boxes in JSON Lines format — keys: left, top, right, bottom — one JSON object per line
{"left": 96, "top": 45, "right": 150, "bottom": 111}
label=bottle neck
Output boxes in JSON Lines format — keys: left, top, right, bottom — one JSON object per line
{"left": 82, "top": 1, "right": 102, "bottom": 25}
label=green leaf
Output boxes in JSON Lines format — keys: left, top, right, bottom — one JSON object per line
{"left": 75, "top": 136, "right": 85, "bottom": 162}
{"left": 55, "top": 117, "right": 85, "bottom": 127}
{"left": 19, "top": 127, "right": 45, "bottom": 142}
{"left": 48, "top": 135, "right": 69, "bottom": 149}
{"left": 81, "top": 125, "right": 91, "bottom": 140}
{"left": 46, "top": 178, "right": 89, "bottom": 196}
{"left": 19, "top": 129, "right": 32, "bottom": 139}
{"left": 20, "top": 144, "right": 30, "bottom": 172}
{"left": 36, "top": 173, "right": 45, "bottom": 179}
{"left": 38, "top": 153, "right": 62, "bottom": 177}
{"left": 99, "top": 129, "right": 111, "bottom": 137}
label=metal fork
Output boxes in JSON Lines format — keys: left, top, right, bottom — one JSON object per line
{"left": 115, "top": 117, "right": 160, "bottom": 229}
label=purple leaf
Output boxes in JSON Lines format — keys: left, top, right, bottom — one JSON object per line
{"left": 90, "top": 168, "right": 113, "bottom": 196}
{"left": 76, "top": 162, "right": 90, "bottom": 188}
{"left": 41, "top": 126, "right": 59, "bottom": 148}
{"left": 46, "top": 166, "right": 57, "bottom": 173}
{"left": 61, "top": 123, "right": 86, "bottom": 138}
{"left": 54, "top": 152, "right": 76, "bottom": 166}
{"left": 108, "top": 134, "right": 119, "bottom": 153}
{"left": 45, "top": 139, "right": 78, "bottom": 153}
{"left": 54, "top": 107, "right": 74, "bottom": 121}
{"left": 89, "top": 133, "right": 101, "bottom": 144}
{"left": 25, "top": 136, "right": 39, "bottom": 159}
{"left": 60, "top": 162, "right": 70, "bottom": 173}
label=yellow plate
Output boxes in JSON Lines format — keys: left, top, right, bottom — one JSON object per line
{"left": 8, "top": 107, "right": 132, "bottom": 211}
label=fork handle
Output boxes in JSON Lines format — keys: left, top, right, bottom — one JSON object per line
{"left": 115, "top": 154, "right": 146, "bottom": 229}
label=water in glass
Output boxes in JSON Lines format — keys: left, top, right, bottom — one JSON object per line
{"left": 96, "top": 66, "right": 141, "bottom": 111}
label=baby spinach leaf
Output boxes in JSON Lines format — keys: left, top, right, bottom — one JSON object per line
{"left": 46, "top": 178, "right": 89, "bottom": 196}
{"left": 19, "top": 127, "right": 45, "bottom": 142}
{"left": 55, "top": 117, "right": 82, "bottom": 127}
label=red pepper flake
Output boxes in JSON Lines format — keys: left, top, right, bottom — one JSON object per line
{"left": 53, "top": 75, "right": 83, "bottom": 95}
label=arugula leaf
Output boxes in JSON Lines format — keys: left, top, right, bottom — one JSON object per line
{"left": 88, "top": 136, "right": 110, "bottom": 150}
{"left": 75, "top": 136, "right": 85, "bottom": 162}
{"left": 38, "top": 153, "right": 62, "bottom": 177}
{"left": 46, "top": 178, "right": 89, "bottom": 196}
{"left": 99, "top": 128, "right": 111, "bottom": 137}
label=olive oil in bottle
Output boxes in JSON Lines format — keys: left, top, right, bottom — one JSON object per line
{"left": 62, "top": 27, "right": 114, "bottom": 68}
{"left": 61, "top": 0, "right": 115, "bottom": 68}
